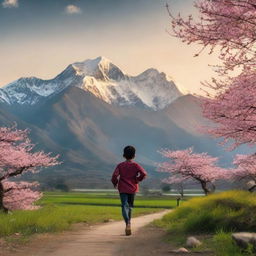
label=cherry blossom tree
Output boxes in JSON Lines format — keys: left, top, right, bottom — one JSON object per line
{"left": 201, "top": 71, "right": 256, "bottom": 149}
{"left": 167, "top": 0, "right": 256, "bottom": 148}
{"left": 0, "top": 126, "right": 59, "bottom": 212}
{"left": 158, "top": 148, "right": 227, "bottom": 195}
{"left": 231, "top": 153, "right": 256, "bottom": 191}
{"left": 168, "top": 0, "right": 256, "bottom": 75}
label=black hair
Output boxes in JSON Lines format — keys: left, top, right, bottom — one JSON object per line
{"left": 123, "top": 145, "right": 136, "bottom": 160}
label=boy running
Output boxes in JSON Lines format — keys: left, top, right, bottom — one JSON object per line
{"left": 111, "top": 145, "right": 147, "bottom": 236}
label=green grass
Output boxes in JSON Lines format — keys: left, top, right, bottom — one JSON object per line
{"left": 156, "top": 190, "right": 256, "bottom": 234}
{"left": 211, "top": 230, "right": 254, "bottom": 256}
{"left": 0, "top": 205, "right": 162, "bottom": 237}
{"left": 0, "top": 191, "right": 175, "bottom": 238}
{"left": 40, "top": 192, "right": 177, "bottom": 208}
{"left": 155, "top": 190, "right": 256, "bottom": 256}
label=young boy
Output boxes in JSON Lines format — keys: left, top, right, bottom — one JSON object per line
{"left": 111, "top": 145, "right": 147, "bottom": 236}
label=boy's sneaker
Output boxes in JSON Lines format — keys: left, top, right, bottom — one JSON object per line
{"left": 125, "top": 224, "right": 132, "bottom": 236}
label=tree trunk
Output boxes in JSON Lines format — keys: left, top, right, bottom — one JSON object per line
{"left": 0, "top": 182, "right": 8, "bottom": 213}
{"left": 210, "top": 183, "right": 216, "bottom": 193}
{"left": 200, "top": 181, "right": 210, "bottom": 196}
{"left": 249, "top": 184, "right": 256, "bottom": 193}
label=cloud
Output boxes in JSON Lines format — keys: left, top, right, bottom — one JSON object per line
{"left": 2, "top": 0, "right": 18, "bottom": 8}
{"left": 65, "top": 5, "right": 82, "bottom": 15}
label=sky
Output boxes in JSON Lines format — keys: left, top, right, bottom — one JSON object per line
{"left": 0, "top": 0, "right": 220, "bottom": 94}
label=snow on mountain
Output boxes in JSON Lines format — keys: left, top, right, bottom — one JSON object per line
{"left": 0, "top": 88, "right": 10, "bottom": 104}
{"left": 130, "top": 68, "right": 182, "bottom": 110}
{"left": 2, "top": 68, "right": 82, "bottom": 105}
{"left": 71, "top": 57, "right": 182, "bottom": 109}
{"left": 0, "top": 56, "right": 183, "bottom": 110}
{"left": 72, "top": 56, "right": 126, "bottom": 81}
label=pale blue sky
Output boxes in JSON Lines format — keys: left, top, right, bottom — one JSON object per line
{"left": 0, "top": 0, "right": 219, "bottom": 93}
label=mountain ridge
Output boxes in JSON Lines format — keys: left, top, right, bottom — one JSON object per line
{"left": 0, "top": 57, "right": 248, "bottom": 188}
{"left": 0, "top": 56, "right": 182, "bottom": 110}
{"left": 0, "top": 85, "right": 249, "bottom": 188}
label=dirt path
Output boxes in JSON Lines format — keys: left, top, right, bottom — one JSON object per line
{"left": 3, "top": 210, "right": 173, "bottom": 256}
{"left": 2, "top": 210, "right": 214, "bottom": 256}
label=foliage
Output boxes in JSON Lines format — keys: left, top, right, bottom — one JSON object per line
{"left": 0, "top": 126, "right": 59, "bottom": 211}
{"left": 168, "top": 0, "right": 256, "bottom": 73}
{"left": 156, "top": 191, "right": 256, "bottom": 234}
{"left": 158, "top": 147, "right": 227, "bottom": 195}
{"left": 232, "top": 154, "right": 256, "bottom": 189}
{"left": 42, "top": 177, "right": 70, "bottom": 192}
{"left": 161, "top": 184, "right": 171, "bottom": 193}
{"left": 201, "top": 72, "right": 256, "bottom": 149}
{"left": 168, "top": 0, "right": 256, "bottom": 149}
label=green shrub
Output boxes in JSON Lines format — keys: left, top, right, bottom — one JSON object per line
{"left": 157, "top": 191, "right": 256, "bottom": 234}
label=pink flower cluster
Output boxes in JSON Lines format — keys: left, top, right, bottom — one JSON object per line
{"left": 201, "top": 71, "right": 256, "bottom": 148}
{"left": 168, "top": 0, "right": 256, "bottom": 147}
{"left": 158, "top": 148, "right": 228, "bottom": 195}
{"left": 3, "top": 181, "right": 42, "bottom": 210}
{"left": 0, "top": 126, "right": 59, "bottom": 211}
{"left": 232, "top": 154, "right": 256, "bottom": 182}
{"left": 168, "top": 0, "right": 256, "bottom": 75}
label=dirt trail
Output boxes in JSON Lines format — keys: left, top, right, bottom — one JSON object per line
{"left": 4, "top": 210, "right": 171, "bottom": 256}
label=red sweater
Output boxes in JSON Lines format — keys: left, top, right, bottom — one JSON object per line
{"left": 111, "top": 160, "right": 147, "bottom": 194}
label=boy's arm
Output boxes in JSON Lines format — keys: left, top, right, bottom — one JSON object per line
{"left": 111, "top": 165, "right": 120, "bottom": 188}
{"left": 136, "top": 164, "right": 147, "bottom": 182}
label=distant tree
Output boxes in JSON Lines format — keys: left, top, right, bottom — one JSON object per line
{"left": 55, "top": 183, "right": 70, "bottom": 192}
{"left": 158, "top": 148, "right": 227, "bottom": 195}
{"left": 167, "top": 0, "right": 256, "bottom": 149}
{"left": 0, "top": 126, "right": 59, "bottom": 212}
{"left": 161, "top": 184, "right": 171, "bottom": 193}
{"left": 45, "top": 177, "right": 70, "bottom": 192}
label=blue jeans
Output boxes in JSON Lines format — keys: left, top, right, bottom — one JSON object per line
{"left": 119, "top": 193, "right": 135, "bottom": 225}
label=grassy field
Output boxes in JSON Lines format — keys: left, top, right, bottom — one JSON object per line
{"left": 155, "top": 190, "right": 256, "bottom": 256}
{"left": 40, "top": 192, "right": 178, "bottom": 208}
{"left": 0, "top": 191, "right": 176, "bottom": 238}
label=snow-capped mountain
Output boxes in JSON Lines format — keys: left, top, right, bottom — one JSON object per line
{"left": 0, "top": 56, "right": 182, "bottom": 110}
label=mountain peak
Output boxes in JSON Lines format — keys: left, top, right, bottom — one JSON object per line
{"left": 95, "top": 56, "right": 111, "bottom": 65}
{"left": 0, "top": 57, "right": 183, "bottom": 110}
{"left": 71, "top": 56, "right": 125, "bottom": 81}
{"left": 143, "top": 68, "right": 160, "bottom": 74}
{"left": 81, "top": 56, "right": 112, "bottom": 69}
{"left": 138, "top": 68, "right": 174, "bottom": 81}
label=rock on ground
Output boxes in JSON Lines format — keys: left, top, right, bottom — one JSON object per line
{"left": 232, "top": 232, "right": 256, "bottom": 250}
{"left": 186, "top": 236, "right": 202, "bottom": 248}
{"left": 171, "top": 247, "right": 189, "bottom": 253}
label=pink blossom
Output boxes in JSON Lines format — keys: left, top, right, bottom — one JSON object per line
{"left": 3, "top": 181, "right": 42, "bottom": 210}
{"left": 168, "top": 1, "right": 256, "bottom": 148}
{"left": 0, "top": 126, "right": 60, "bottom": 212}
{"left": 232, "top": 154, "right": 256, "bottom": 183}
{"left": 201, "top": 71, "right": 256, "bottom": 148}
{"left": 158, "top": 147, "right": 228, "bottom": 195}
{"left": 168, "top": 0, "right": 256, "bottom": 75}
